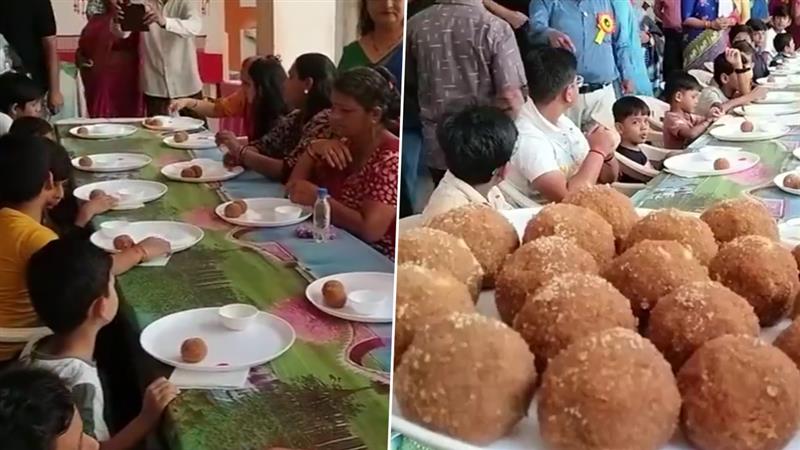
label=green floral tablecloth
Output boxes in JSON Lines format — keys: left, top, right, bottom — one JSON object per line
{"left": 59, "top": 124, "right": 392, "bottom": 450}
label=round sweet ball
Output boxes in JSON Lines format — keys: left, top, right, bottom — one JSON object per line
{"left": 495, "top": 236, "right": 598, "bottom": 325}
{"left": 224, "top": 200, "right": 248, "bottom": 218}
{"left": 740, "top": 120, "right": 755, "bottom": 132}
{"left": 538, "top": 328, "right": 680, "bottom": 450}
{"left": 709, "top": 235, "right": 799, "bottom": 326}
{"left": 774, "top": 320, "right": 800, "bottom": 370}
{"left": 523, "top": 203, "right": 615, "bottom": 267}
{"left": 89, "top": 189, "right": 106, "bottom": 200}
{"left": 397, "top": 227, "right": 483, "bottom": 301}
{"left": 173, "top": 131, "right": 190, "bottom": 143}
{"left": 321, "top": 280, "right": 347, "bottom": 309}
{"left": 425, "top": 205, "right": 518, "bottom": 288}
{"left": 112, "top": 234, "right": 135, "bottom": 251}
{"left": 394, "top": 312, "right": 536, "bottom": 445}
{"left": 678, "top": 335, "right": 800, "bottom": 450}
{"left": 78, "top": 156, "right": 93, "bottom": 167}
{"left": 513, "top": 273, "right": 635, "bottom": 373}
{"left": 562, "top": 185, "right": 638, "bottom": 244}
{"left": 700, "top": 198, "right": 779, "bottom": 244}
{"left": 713, "top": 158, "right": 730, "bottom": 170}
{"left": 648, "top": 281, "right": 759, "bottom": 371}
{"left": 394, "top": 263, "right": 475, "bottom": 365}
{"left": 623, "top": 208, "right": 718, "bottom": 265}
{"left": 180, "top": 337, "right": 208, "bottom": 363}
{"left": 603, "top": 240, "right": 708, "bottom": 320}
{"left": 785, "top": 174, "right": 800, "bottom": 190}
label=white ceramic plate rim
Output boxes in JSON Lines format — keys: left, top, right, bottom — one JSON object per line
{"left": 774, "top": 171, "right": 800, "bottom": 196}
{"left": 160, "top": 160, "right": 244, "bottom": 183}
{"left": 663, "top": 152, "right": 759, "bottom": 176}
{"left": 162, "top": 134, "right": 218, "bottom": 150}
{"left": 68, "top": 124, "right": 138, "bottom": 140}
{"left": 89, "top": 221, "right": 204, "bottom": 253}
{"left": 305, "top": 272, "right": 394, "bottom": 323}
{"left": 709, "top": 124, "right": 789, "bottom": 142}
{"left": 71, "top": 153, "right": 152, "bottom": 173}
{"left": 735, "top": 104, "right": 800, "bottom": 116}
{"left": 139, "top": 307, "right": 296, "bottom": 372}
{"left": 755, "top": 91, "right": 800, "bottom": 104}
{"left": 73, "top": 180, "right": 168, "bottom": 209}
{"left": 142, "top": 116, "right": 204, "bottom": 132}
{"left": 214, "top": 198, "right": 311, "bottom": 228}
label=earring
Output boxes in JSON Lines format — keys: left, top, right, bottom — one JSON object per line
{"left": 304, "top": 89, "right": 309, "bottom": 94}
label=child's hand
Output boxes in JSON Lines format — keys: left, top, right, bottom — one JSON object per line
{"left": 140, "top": 378, "right": 178, "bottom": 425}
{"left": 748, "top": 86, "right": 768, "bottom": 101}
{"left": 136, "top": 237, "right": 171, "bottom": 261}
{"left": 707, "top": 105, "right": 723, "bottom": 120}
{"left": 75, "top": 194, "right": 118, "bottom": 227}
{"left": 725, "top": 48, "right": 743, "bottom": 70}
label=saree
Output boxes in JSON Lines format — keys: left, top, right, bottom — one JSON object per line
{"left": 77, "top": 11, "right": 144, "bottom": 118}
{"left": 338, "top": 40, "right": 403, "bottom": 85}
{"left": 682, "top": 0, "right": 738, "bottom": 70}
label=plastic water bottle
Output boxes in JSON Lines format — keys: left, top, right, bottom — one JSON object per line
{"left": 313, "top": 188, "right": 331, "bottom": 243}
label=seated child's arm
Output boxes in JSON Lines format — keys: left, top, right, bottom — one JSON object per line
{"left": 111, "top": 237, "right": 171, "bottom": 275}
{"left": 719, "top": 86, "right": 768, "bottom": 112}
{"left": 598, "top": 157, "right": 619, "bottom": 184}
{"left": 75, "top": 194, "right": 117, "bottom": 228}
{"left": 669, "top": 112, "right": 717, "bottom": 145}
{"left": 100, "top": 378, "right": 178, "bottom": 450}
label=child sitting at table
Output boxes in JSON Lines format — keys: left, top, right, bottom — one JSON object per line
{"left": 22, "top": 238, "right": 178, "bottom": 448}
{"left": 9, "top": 116, "right": 56, "bottom": 141}
{"left": 421, "top": 105, "right": 515, "bottom": 220}
{"left": 613, "top": 96, "right": 654, "bottom": 182}
{"left": 0, "top": 365, "right": 102, "bottom": 448}
{"left": 0, "top": 135, "right": 170, "bottom": 364}
{"left": 0, "top": 72, "right": 44, "bottom": 135}
{"left": 696, "top": 48, "right": 767, "bottom": 117}
{"left": 662, "top": 72, "right": 722, "bottom": 150}
{"left": 772, "top": 33, "right": 796, "bottom": 66}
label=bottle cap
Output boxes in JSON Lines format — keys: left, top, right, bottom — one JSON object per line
{"left": 317, "top": 188, "right": 328, "bottom": 197}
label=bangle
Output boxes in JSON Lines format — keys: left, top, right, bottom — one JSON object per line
{"left": 588, "top": 149, "right": 607, "bottom": 160}
{"left": 237, "top": 145, "right": 251, "bottom": 161}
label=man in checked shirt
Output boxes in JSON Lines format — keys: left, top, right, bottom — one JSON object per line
{"left": 406, "top": 0, "right": 527, "bottom": 186}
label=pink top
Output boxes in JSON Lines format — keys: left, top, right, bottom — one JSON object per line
{"left": 663, "top": 111, "right": 704, "bottom": 149}
{"left": 655, "top": 0, "right": 682, "bottom": 30}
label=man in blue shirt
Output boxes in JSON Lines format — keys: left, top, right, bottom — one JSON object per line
{"left": 530, "top": 0, "right": 635, "bottom": 130}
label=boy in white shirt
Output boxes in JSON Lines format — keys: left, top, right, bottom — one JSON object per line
{"left": 421, "top": 105, "right": 516, "bottom": 220}
{"left": 500, "top": 47, "right": 619, "bottom": 206}
{"left": 22, "top": 238, "right": 178, "bottom": 449}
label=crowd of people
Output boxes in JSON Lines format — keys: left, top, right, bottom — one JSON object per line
{"left": 401, "top": 0, "right": 798, "bottom": 218}
{"left": 0, "top": 0, "right": 402, "bottom": 448}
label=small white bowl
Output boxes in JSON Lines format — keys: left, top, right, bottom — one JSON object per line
{"left": 99, "top": 221, "right": 129, "bottom": 238}
{"left": 274, "top": 205, "right": 302, "bottom": 220}
{"left": 347, "top": 290, "right": 388, "bottom": 315}
{"left": 218, "top": 304, "right": 258, "bottom": 331}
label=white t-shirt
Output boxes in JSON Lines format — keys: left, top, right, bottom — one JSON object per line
{"left": 21, "top": 337, "right": 110, "bottom": 441}
{"left": 0, "top": 112, "right": 12, "bottom": 135}
{"left": 765, "top": 29, "right": 785, "bottom": 56}
{"left": 502, "top": 100, "right": 589, "bottom": 205}
{"left": 422, "top": 171, "right": 511, "bottom": 221}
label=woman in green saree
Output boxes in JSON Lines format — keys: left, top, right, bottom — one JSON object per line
{"left": 338, "top": 0, "right": 404, "bottom": 85}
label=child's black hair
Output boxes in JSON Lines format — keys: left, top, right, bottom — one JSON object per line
{"left": 523, "top": 47, "right": 578, "bottom": 104}
{"left": 437, "top": 105, "right": 518, "bottom": 185}
{"left": 0, "top": 134, "right": 51, "bottom": 206}
{"left": 27, "top": 238, "right": 113, "bottom": 335}
{"left": 9, "top": 117, "right": 54, "bottom": 139}
{"left": 42, "top": 139, "right": 83, "bottom": 238}
{"left": 729, "top": 24, "right": 753, "bottom": 42}
{"left": 0, "top": 366, "right": 76, "bottom": 450}
{"left": 731, "top": 40, "right": 756, "bottom": 56}
{"left": 613, "top": 96, "right": 651, "bottom": 123}
{"left": 775, "top": 33, "right": 795, "bottom": 53}
{"left": 773, "top": 4, "right": 791, "bottom": 21}
{"left": 0, "top": 72, "right": 43, "bottom": 115}
{"left": 746, "top": 18, "right": 768, "bottom": 32}
{"left": 712, "top": 50, "right": 746, "bottom": 86}
{"left": 663, "top": 71, "right": 702, "bottom": 102}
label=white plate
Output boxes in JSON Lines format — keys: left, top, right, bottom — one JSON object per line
{"left": 709, "top": 122, "right": 789, "bottom": 142}
{"left": 161, "top": 158, "right": 244, "bottom": 183}
{"left": 142, "top": 116, "right": 204, "bottom": 132}
{"left": 71, "top": 153, "right": 152, "bottom": 173}
{"left": 305, "top": 272, "right": 394, "bottom": 323}
{"left": 215, "top": 197, "right": 311, "bottom": 228}
{"left": 757, "top": 75, "right": 800, "bottom": 88}
{"left": 696, "top": 145, "right": 741, "bottom": 161}
{"left": 89, "top": 221, "right": 203, "bottom": 253}
{"left": 68, "top": 124, "right": 138, "bottom": 140}
{"left": 663, "top": 152, "right": 759, "bottom": 177}
{"left": 393, "top": 208, "right": 798, "bottom": 450}
{"left": 163, "top": 133, "right": 218, "bottom": 150}
{"left": 774, "top": 171, "right": 800, "bottom": 196}
{"left": 734, "top": 104, "right": 800, "bottom": 116}
{"left": 140, "top": 307, "right": 295, "bottom": 372}
{"left": 73, "top": 180, "right": 167, "bottom": 210}
{"left": 754, "top": 91, "right": 800, "bottom": 104}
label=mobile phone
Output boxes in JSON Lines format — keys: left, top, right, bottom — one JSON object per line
{"left": 120, "top": 3, "right": 148, "bottom": 32}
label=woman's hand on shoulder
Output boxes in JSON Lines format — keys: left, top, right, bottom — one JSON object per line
{"left": 308, "top": 139, "right": 352, "bottom": 170}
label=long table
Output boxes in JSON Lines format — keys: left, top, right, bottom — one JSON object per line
{"left": 633, "top": 126, "right": 800, "bottom": 218}
{"left": 58, "top": 123, "right": 392, "bottom": 450}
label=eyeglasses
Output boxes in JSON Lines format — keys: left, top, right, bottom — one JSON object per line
{"left": 573, "top": 75, "right": 585, "bottom": 88}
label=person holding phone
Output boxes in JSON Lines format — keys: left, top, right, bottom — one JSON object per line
{"left": 113, "top": 0, "right": 203, "bottom": 117}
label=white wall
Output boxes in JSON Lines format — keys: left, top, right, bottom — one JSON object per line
{"left": 273, "top": 0, "right": 359, "bottom": 67}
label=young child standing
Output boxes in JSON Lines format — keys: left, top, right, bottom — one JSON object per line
{"left": 0, "top": 72, "right": 43, "bottom": 135}
{"left": 662, "top": 72, "right": 722, "bottom": 149}
{"left": 23, "top": 238, "right": 178, "bottom": 448}
{"left": 613, "top": 96, "right": 653, "bottom": 181}
{"left": 421, "top": 105, "right": 516, "bottom": 220}
{"left": 766, "top": 5, "right": 792, "bottom": 55}
{"left": 696, "top": 48, "right": 767, "bottom": 116}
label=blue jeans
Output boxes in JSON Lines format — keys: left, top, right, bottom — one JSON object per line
{"left": 400, "top": 127, "right": 423, "bottom": 217}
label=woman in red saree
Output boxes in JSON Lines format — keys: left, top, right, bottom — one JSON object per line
{"left": 77, "top": 0, "right": 144, "bottom": 118}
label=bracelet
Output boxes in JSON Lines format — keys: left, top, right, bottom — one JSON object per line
{"left": 588, "top": 149, "right": 607, "bottom": 160}
{"left": 237, "top": 145, "right": 252, "bottom": 161}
